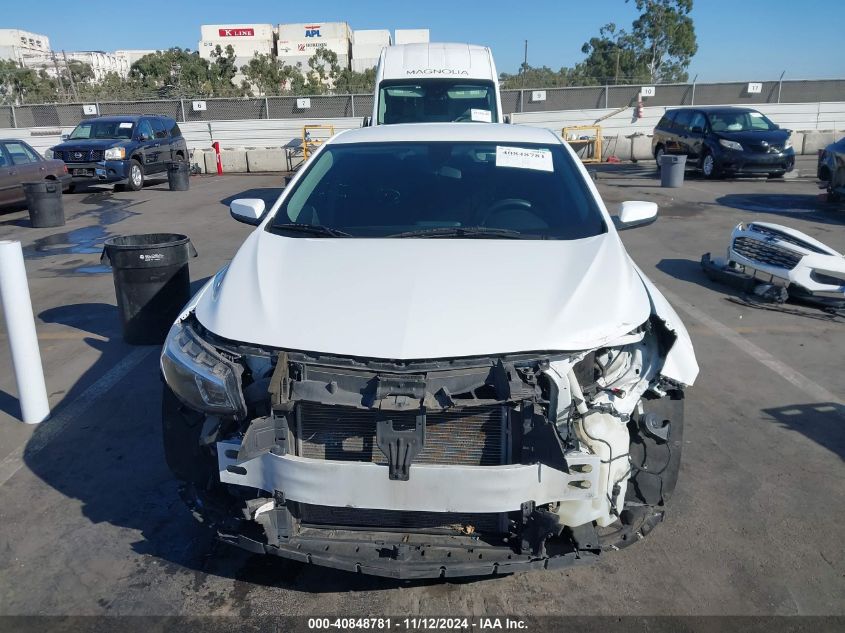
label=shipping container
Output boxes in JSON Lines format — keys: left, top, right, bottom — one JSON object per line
{"left": 353, "top": 30, "right": 391, "bottom": 45}
{"left": 200, "top": 24, "right": 275, "bottom": 41}
{"left": 277, "top": 22, "right": 351, "bottom": 41}
{"left": 394, "top": 29, "right": 430, "bottom": 45}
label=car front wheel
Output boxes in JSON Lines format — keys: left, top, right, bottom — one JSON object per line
{"left": 654, "top": 146, "right": 665, "bottom": 174}
{"left": 701, "top": 152, "right": 719, "bottom": 179}
{"left": 127, "top": 159, "right": 144, "bottom": 191}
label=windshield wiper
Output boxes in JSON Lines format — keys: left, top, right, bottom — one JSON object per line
{"left": 272, "top": 223, "right": 352, "bottom": 238}
{"left": 390, "top": 226, "right": 539, "bottom": 239}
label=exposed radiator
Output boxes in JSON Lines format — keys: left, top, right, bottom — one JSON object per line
{"left": 296, "top": 402, "right": 508, "bottom": 467}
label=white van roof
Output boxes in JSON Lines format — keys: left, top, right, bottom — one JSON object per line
{"left": 379, "top": 43, "right": 497, "bottom": 82}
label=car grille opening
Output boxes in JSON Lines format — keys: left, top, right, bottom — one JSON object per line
{"left": 62, "top": 149, "right": 103, "bottom": 162}
{"left": 296, "top": 402, "right": 508, "bottom": 466}
{"left": 732, "top": 236, "right": 802, "bottom": 270}
{"left": 296, "top": 504, "right": 505, "bottom": 534}
{"left": 747, "top": 223, "right": 827, "bottom": 254}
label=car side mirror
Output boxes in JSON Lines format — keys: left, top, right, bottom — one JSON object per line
{"left": 362, "top": 116, "right": 372, "bottom": 127}
{"left": 138, "top": 133, "right": 150, "bottom": 141}
{"left": 61, "top": 134, "right": 69, "bottom": 141}
{"left": 690, "top": 126, "right": 704, "bottom": 134}
{"left": 230, "top": 198, "right": 266, "bottom": 225}
{"left": 504, "top": 114, "right": 511, "bottom": 124}
{"left": 613, "top": 201, "right": 658, "bottom": 231}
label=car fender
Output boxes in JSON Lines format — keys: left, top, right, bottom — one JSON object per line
{"left": 629, "top": 260, "right": 699, "bottom": 387}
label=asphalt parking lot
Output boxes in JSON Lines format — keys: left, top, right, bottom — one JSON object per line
{"left": 0, "top": 157, "right": 843, "bottom": 618}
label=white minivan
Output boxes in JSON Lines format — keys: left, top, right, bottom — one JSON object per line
{"left": 368, "top": 43, "right": 504, "bottom": 125}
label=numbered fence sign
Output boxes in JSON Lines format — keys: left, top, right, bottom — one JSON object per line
{"left": 640, "top": 86, "right": 656, "bottom": 98}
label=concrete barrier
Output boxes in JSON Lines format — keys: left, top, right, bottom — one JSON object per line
{"left": 220, "top": 150, "right": 248, "bottom": 173}
{"left": 189, "top": 149, "right": 207, "bottom": 174}
{"left": 247, "top": 149, "right": 287, "bottom": 173}
{"left": 203, "top": 149, "right": 248, "bottom": 173}
{"left": 788, "top": 132, "right": 805, "bottom": 155}
{"left": 602, "top": 136, "right": 632, "bottom": 161}
{"left": 802, "top": 131, "right": 836, "bottom": 155}
{"left": 631, "top": 135, "right": 654, "bottom": 161}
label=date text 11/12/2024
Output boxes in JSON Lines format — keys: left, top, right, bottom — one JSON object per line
{"left": 307, "top": 617, "right": 529, "bottom": 630}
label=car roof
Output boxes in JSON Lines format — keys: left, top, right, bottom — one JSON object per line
{"left": 380, "top": 43, "right": 496, "bottom": 82}
{"left": 81, "top": 114, "right": 170, "bottom": 123}
{"left": 331, "top": 123, "right": 561, "bottom": 145}
{"left": 668, "top": 106, "right": 761, "bottom": 114}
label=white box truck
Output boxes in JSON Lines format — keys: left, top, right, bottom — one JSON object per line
{"left": 369, "top": 43, "right": 504, "bottom": 125}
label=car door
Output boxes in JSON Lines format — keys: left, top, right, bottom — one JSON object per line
{"left": 150, "top": 118, "right": 172, "bottom": 170}
{"left": 0, "top": 144, "right": 19, "bottom": 206}
{"left": 3, "top": 141, "right": 45, "bottom": 202}
{"left": 135, "top": 118, "right": 163, "bottom": 174}
{"left": 670, "top": 110, "right": 692, "bottom": 156}
{"left": 684, "top": 111, "right": 707, "bottom": 160}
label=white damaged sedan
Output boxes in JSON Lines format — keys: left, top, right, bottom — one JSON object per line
{"left": 160, "top": 123, "right": 698, "bottom": 579}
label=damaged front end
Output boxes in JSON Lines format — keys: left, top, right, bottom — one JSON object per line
{"left": 160, "top": 309, "right": 690, "bottom": 579}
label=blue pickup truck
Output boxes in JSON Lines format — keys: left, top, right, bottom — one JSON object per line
{"left": 46, "top": 114, "right": 188, "bottom": 191}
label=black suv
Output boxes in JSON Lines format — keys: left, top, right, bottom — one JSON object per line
{"left": 47, "top": 114, "right": 188, "bottom": 191}
{"left": 652, "top": 107, "right": 795, "bottom": 179}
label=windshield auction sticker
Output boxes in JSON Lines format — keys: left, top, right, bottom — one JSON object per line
{"left": 495, "top": 146, "right": 553, "bottom": 172}
{"left": 471, "top": 108, "right": 492, "bottom": 122}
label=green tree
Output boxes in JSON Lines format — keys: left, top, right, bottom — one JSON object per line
{"left": 629, "top": 0, "right": 697, "bottom": 82}
{"left": 305, "top": 48, "right": 340, "bottom": 94}
{"left": 130, "top": 48, "right": 216, "bottom": 97}
{"left": 240, "top": 53, "right": 306, "bottom": 96}
{"left": 577, "top": 0, "right": 697, "bottom": 84}
{"left": 209, "top": 44, "right": 243, "bottom": 95}
{"left": 334, "top": 66, "right": 377, "bottom": 94}
{"left": 499, "top": 64, "right": 576, "bottom": 89}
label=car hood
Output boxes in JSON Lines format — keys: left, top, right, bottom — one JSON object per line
{"left": 194, "top": 230, "right": 652, "bottom": 360}
{"left": 52, "top": 139, "right": 129, "bottom": 150}
{"left": 716, "top": 129, "right": 790, "bottom": 146}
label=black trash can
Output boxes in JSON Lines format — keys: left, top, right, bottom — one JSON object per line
{"left": 659, "top": 154, "right": 687, "bottom": 188}
{"left": 23, "top": 181, "right": 65, "bottom": 228}
{"left": 167, "top": 161, "right": 190, "bottom": 191}
{"left": 101, "top": 234, "right": 197, "bottom": 345}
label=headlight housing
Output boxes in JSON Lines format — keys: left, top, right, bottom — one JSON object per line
{"left": 784, "top": 139, "right": 792, "bottom": 150}
{"left": 719, "top": 139, "right": 743, "bottom": 151}
{"left": 160, "top": 318, "right": 247, "bottom": 417}
{"left": 104, "top": 147, "right": 126, "bottom": 160}
{"left": 43, "top": 148, "right": 53, "bottom": 159}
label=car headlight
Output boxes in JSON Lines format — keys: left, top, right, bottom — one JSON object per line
{"left": 160, "top": 318, "right": 247, "bottom": 417}
{"left": 104, "top": 147, "right": 126, "bottom": 160}
{"left": 784, "top": 139, "right": 792, "bottom": 150}
{"left": 719, "top": 139, "right": 743, "bottom": 151}
{"left": 43, "top": 149, "right": 53, "bottom": 159}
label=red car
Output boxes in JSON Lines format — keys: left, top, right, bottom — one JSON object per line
{"left": 0, "top": 139, "right": 72, "bottom": 208}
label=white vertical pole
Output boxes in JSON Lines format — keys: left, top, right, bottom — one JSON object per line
{"left": 0, "top": 240, "right": 50, "bottom": 424}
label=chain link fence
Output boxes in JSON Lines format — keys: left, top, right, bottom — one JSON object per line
{"left": 1, "top": 80, "right": 843, "bottom": 128}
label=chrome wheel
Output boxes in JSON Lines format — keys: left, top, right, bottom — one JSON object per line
{"left": 130, "top": 164, "right": 142, "bottom": 188}
{"left": 702, "top": 154, "right": 715, "bottom": 178}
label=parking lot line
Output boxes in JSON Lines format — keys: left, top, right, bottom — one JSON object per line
{"left": 658, "top": 285, "right": 844, "bottom": 409}
{"left": 0, "top": 346, "right": 155, "bottom": 488}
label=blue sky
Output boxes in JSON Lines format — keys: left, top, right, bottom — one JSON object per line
{"left": 5, "top": 0, "right": 845, "bottom": 81}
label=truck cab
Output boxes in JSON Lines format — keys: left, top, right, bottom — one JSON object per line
{"left": 369, "top": 43, "right": 504, "bottom": 125}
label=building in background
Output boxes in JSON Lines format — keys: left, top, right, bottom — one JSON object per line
{"left": 351, "top": 30, "right": 390, "bottom": 73}
{"left": 62, "top": 51, "right": 128, "bottom": 80}
{"left": 394, "top": 29, "right": 430, "bottom": 45}
{"left": 277, "top": 22, "right": 352, "bottom": 73}
{"left": 115, "top": 49, "right": 159, "bottom": 70}
{"left": 0, "top": 29, "right": 51, "bottom": 65}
